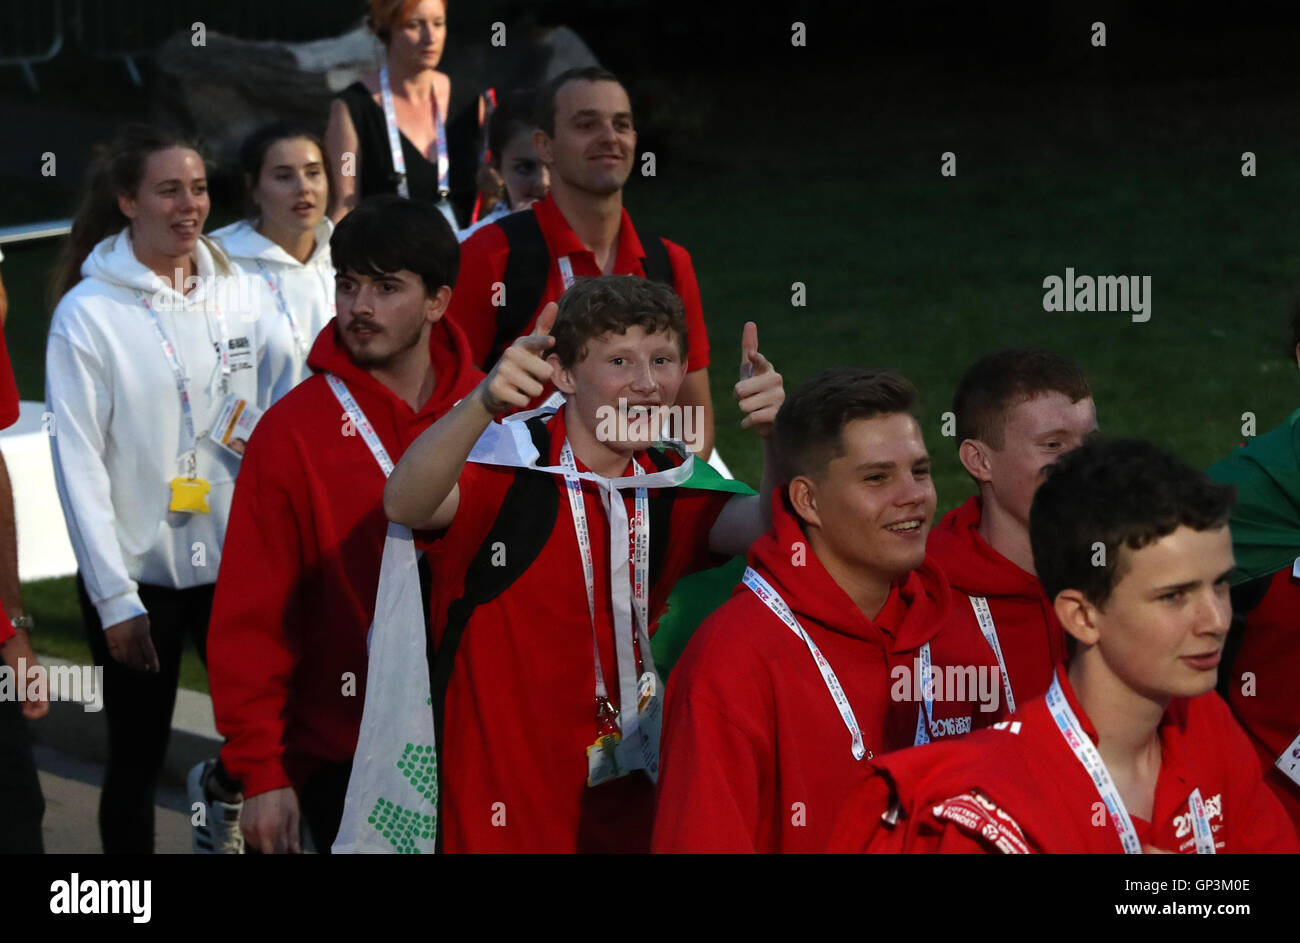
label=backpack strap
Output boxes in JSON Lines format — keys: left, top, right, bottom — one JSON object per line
{"left": 428, "top": 417, "right": 557, "bottom": 851}
{"left": 488, "top": 211, "right": 552, "bottom": 366}
{"left": 487, "top": 214, "right": 678, "bottom": 367}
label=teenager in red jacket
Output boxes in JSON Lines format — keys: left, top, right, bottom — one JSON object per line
{"left": 384, "top": 275, "right": 785, "bottom": 852}
{"left": 445, "top": 67, "right": 716, "bottom": 455}
{"left": 831, "top": 437, "right": 1300, "bottom": 854}
{"left": 928, "top": 349, "right": 1096, "bottom": 708}
{"left": 652, "top": 369, "right": 1004, "bottom": 854}
{"left": 205, "top": 195, "right": 482, "bottom": 853}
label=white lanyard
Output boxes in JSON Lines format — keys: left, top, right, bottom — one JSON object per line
{"left": 559, "top": 441, "right": 653, "bottom": 742}
{"left": 253, "top": 260, "right": 305, "bottom": 359}
{"left": 379, "top": 66, "right": 451, "bottom": 203}
{"left": 969, "top": 596, "right": 1017, "bottom": 715}
{"left": 138, "top": 290, "right": 228, "bottom": 475}
{"left": 1047, "top": 674, "right": 1215, "bottom": 854}
{"left": 912, "top": 641, "right": 935, "bottom": 746}
{"left": 326, "top": 373, "right": 395, "bottom": 476}
{"left": 557, "top": 256, "right": 576, "bottom": 289}
{"left": 742, "top": 567, "right": 871, "bottom": 761}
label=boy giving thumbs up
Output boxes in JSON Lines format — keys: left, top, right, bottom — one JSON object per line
{"left": 383, "top": 275, "right": 784, "bottom": 852}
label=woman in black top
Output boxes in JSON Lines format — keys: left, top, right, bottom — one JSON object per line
{"left": 325, "top": 0, "right": 476, "bottom": 228}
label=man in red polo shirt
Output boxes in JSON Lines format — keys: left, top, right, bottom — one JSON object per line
{"left": 384, "top": 275, "right": 784, "bottom": 852}
{"left": 446, "top": 66, "right": 716, "bottom": 456}
{"left": 928, "top": 348, "right": 1096, "bottom": 709}
{"left": 206, "top": 196, "right": 481, "bottom": 854}
{"left": 831, "top": 438, "right": 1299, "bottom": 854}
{"left": 652, "top": 368, "right": 1003, "bottom": 854}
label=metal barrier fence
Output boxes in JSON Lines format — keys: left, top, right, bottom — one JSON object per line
{"left": 2, "top": 0, "right": 363, "bottom": 91}
{"left": 0, "top": 221, "right": 73, "bottom": 248}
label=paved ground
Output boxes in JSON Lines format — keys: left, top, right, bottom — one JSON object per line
{"left": 35, "top": 744, "right": 193, "bottom": 854}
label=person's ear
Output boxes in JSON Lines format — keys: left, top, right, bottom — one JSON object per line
{"left": 787, "top": 476, "right": 822, "bottom": 529}
{"left": 1054, "top": 588, "right": 1101, "bottom": 650}
{"left": 958, "top": 438, "right": 994, "bottom": 484}
{"left": 117, "top": 191, "right": 138, "bottom": 221}
{"left": 424, "top": 285, "right": 452, "bottom": 324}
{"left": 534, "top": 129, "right": 554, "bottom": 167}
{"left": 548, "top": 353, "right": 574, "bottom": 394}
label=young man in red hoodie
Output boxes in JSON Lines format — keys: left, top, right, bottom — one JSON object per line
{"left": 384, "top": 275, "right": 784, "bottom": 852}
{"left": 831, "top": 437, "right": 1300, "bottom": 854}
{"left": 204, "top": 195, "right": 482, "bottom": 854}
{"left": 928, "top": 348, "right": 1096, "bottom": 709}
{"left": 652, "top": 368, "right": 1004, "bottom": 854}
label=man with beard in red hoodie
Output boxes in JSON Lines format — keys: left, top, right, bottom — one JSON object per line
{"left": 205, "top": 195, "right": 482, "bottom": 854}
{"left": 652, "top": 368, "right": 1004, "bottom": 853}
{"left": 928, "top": 349, "right": 1097, "bottom": 711}
{"left": 830, "top": 437, "right": 1300, "bottom": 854}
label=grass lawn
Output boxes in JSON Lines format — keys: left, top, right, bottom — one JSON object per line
{"left": 6, "top": 65, "right": 1300, "bottom": 693}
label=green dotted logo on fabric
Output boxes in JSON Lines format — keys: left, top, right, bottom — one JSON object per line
{"left": 367, "top": 743, "right": 437, "bottom": 853}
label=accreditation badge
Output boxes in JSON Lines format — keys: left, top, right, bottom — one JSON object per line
{"left": 169, "top": 476, "right": 211, "bottom": 514}
{"left": 1277, "top": 730, "right": 1300, "bottom": 788}
{"left": 615, "top": 672, "right": 663, "bottom": 782}
{"left": 208, "top": 394, "right": 262, "bottom": 459}
{"left": 586, "top": 733, "right": 621, "bottom": 788}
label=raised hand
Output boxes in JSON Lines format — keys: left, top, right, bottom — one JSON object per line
{"left": 735, "top": 321, "right": 784, "bottom": 436}
{"left": 479, "top": 302, "right": 558, "bottom": 414}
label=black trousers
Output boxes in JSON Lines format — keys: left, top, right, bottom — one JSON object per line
{"left": 0, "top": 694, "right": 45, "bottom": 853}
{"left": 300, "top": 760, "right": 353, "bottom": 854}
{"left": 77, "top": 574, "right": 214, "bottom": 854}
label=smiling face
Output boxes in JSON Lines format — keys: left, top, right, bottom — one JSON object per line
{"left": 335, "top": 267, "right": 444, "bottom": 368}
{"left": 795, "top": 413, "right": 937, "bottom": 584}
{"left": 498, "top": 126, "right": 549, "bottom": 210}
{"left": 537, "top": 79, "right": 636, "bottom": 197}
{"left": 1084, "top": 525, "right": 1234, "bottom": 701}
{"left": 550, "top": 325, "right": 688, "bottom": 451}
{"left": 388, "top": 0, "right": 447, "bottom": 71}
{"left": 975, "top": 392, "right": 1098, "bottom": 526}
{"left": 118, "top": 147, "right": 209, "bottom": 263}
{"left": 252, "top": 137, "right": 328, "bottom": 236}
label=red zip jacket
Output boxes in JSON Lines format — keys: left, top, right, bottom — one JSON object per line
{"left": 830, "top": 666, "right": 1300, "bottom": 854}
{"left": 927, "top": 496, "right": 1067, "bottom": 705}
{"left": 425, "top": 406, "right": 733, "bottom": 853}
{"left": 651, "top": 491, "right": 1004, "bottom": 853}
{"left": 0, "top": 324, "right": 17, "bottom": 643}
{"left": 445, "top": 193, "right": 710, "bottom": 373}
{"left": 1229, "top": 566, "right": 1300, "bottom": 830}
{"left": 208, "top": 317, "right": 482, "bottom": 797}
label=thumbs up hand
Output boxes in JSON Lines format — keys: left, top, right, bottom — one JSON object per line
{"left": 479, "top": 302, "right": 559, "bottom": 414}
{"left": 735, "top": 321, "right": 783, "bottom": 436}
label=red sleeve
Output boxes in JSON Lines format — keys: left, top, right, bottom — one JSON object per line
{"left": 0, "top": 599, "right": 12, "bottom": 646}
{"left": 652, "top": 662, "right": 767, "bottom": 853}
{"left": 664, "top": 240, "right": 710, "bottom": 373}
{"left": 208, "top": 421, "right": 305, "bottom": 797}
{"left": 445, "top": 226, "right": 511, "bottom": 369}
{"left": 1214, "top": 695, "right": 1300, "bottom": 852}
{"left": 0, "top": 323, "right": 20, "bottom": 430}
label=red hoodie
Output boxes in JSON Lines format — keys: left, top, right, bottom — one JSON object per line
{"left": 651, "top": 491, "right": 1005, "bottom": 853}
{"left": 829, "top": 665, "right": 1300, "bottom": 854}
{"left": 208, "top": 317, "right": 482, "bottom": 797}
{"left": 1229, "top": 566, "right": 1300, "bottom": 829}
{"left": 927, "top": 496, "right": 1067, "bottom": 706}
{"left": 0, "top": 325, "right": 17, "bottom": 643}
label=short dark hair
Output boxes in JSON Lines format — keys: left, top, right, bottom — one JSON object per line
{"left": 774, "top": 368, "right": 919, "bottom": 482}
{"left": 550, "top": 275, "right": 686, "bottom": 369}
{"left": 953, "top": 348, "right": 1092, "bottom": 449}
{"left": 1030, "top": 437, "right": 1235, "bottom": 608}
{"left": 488, "top": 88, "right": 539, "bottom": 163}
{"left": 536, "top": 66, "right": 623, "bottom": 137}
{"left": 330, "top": 195, "right": 458, "bottom": 296}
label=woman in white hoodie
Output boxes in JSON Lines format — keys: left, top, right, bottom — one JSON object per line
{"left": 213, "top": 121, "right": 335, "bottom": 403}
{"left": 46, "top": 124, "right": 278, "bottom": 854}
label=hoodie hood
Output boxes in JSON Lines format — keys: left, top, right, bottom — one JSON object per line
{"left": 929, "top": 496, "right": 1044, "bottom": 599}
{"left": 212, "top": 218, "right": 334, "bottom": 269}
{"left": 306, "top": 313, "right": 482, "bottom": 420}
{"left": 81, "top": 228, "right": 235, "bottom": 306}
{"left": 747, "top": 489, "right": 951, "bottom": 653}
